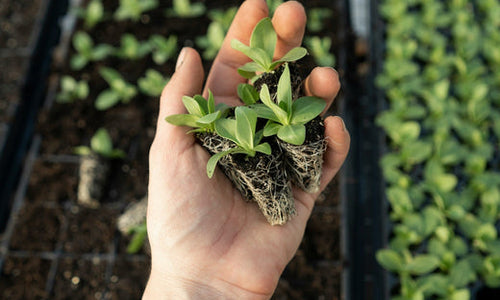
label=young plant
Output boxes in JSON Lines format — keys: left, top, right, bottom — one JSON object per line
{"left": 307, "top": 8, "right": 332, "bottom": 33}
{"left": 166, "top": 0, "right": 206, "bottom": 18}
{"left": 165, "top": 91, "right": 228, "bottom": 134}
{"left": 114, "top": 0, "right": 158, "bottom": 22}
{"left": 305, "top": 36, "right": 336, "bottom": 67}
{"left": 237, "top": 83, "right": 260, "bottom": 105}
{"left": 114, "top": 34, "right": 151, "bottom": 60}
{"left": 74, "top": 128, "right": 126, "bottom": 159}
{"left": 138, "top": 69, "right": 169, "bottom": 97}
{"left": 126, "top": 222, "right": 147, "bottom": 254}
{"left": 206, "top": 106, "right": 272, "bottom": 178}
{"left": 75, "top": 0, "right": 105, "bottom": 30}
{"left": 70, "top": 31, "right": 113, "bottom": 70}
{"left": 196, "top": 21, "right": 226, "bottom": 60}
{"left": 56, "top": 76, "right": 89, "bottom": 103}
{"left": 95, "top": 67, "right": 138, "bottom": 110}
{"left": 149, "top": 35, "right": 178, "bottom": 65}
{"left": 231, "top": 18, "right": 308, "bottom": 79}
{"left": 207, "top": 7, "right": 237, "bottom": 30}
{"left": 255, "top": 64, "right": 326, "bottom": 145}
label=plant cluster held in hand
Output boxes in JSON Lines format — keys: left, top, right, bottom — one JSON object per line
{"left": 167, "top": 18, "right": 328, "bottom": 225}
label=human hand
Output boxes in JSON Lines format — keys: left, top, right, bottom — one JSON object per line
{"left": 144, "top": 0, "right": 350, "bottom": 299}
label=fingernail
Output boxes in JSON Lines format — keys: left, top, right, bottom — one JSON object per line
{"left": 176, "top": 47, "right": 187, "bottom": 71}
{"left": 334, "top": 116, "right": 347, "bottom": 132}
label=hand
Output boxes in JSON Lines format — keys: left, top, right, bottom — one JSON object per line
{"left": 144, "top": 0, "right": 350, "bottom": 299}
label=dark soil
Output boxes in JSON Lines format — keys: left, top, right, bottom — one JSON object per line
{"left": 52, "top": 257, "right": 108, "bottom": 300}
{"left": 9, "top": 204, "right": 63, "bottom": 252}
{"left": 0, "top": 256, "right": 51, "bottom": 299}
{"left": 108, "top": 257, "right": 149, "bottom": 300}
{"left": 0, "top": 0, "right": 44, "bottom": 49}
{"left": 62, "top": 206, "right": 117, "bottom": 254}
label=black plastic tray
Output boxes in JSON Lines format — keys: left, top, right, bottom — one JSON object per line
{"left": 0, "top": 0, "right": 70, "bottom": 230}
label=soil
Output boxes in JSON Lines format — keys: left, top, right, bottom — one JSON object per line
{"left": 52, "top": 257, "right": 108, "bottom": 300}
{"left": 0, "top": 0, "right": 347, "bottom": 298}
{"left": 0, "top": 256, "right": 51, "bottom": 299}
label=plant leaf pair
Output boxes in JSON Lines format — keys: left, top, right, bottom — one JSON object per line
{"left": 206, "top": 106, "right": 271, "bottom": 178}
{"left": 165, "top": 91, "right": 228, "bottom": 133}
{"left": 231, "top": 18, "right": 307, "bottom": 79}
{"left": 254, "top": 64, "right": 326, "bottom": 145}
{"left": 74, "top": 128, "right": 126, "bottom": 159}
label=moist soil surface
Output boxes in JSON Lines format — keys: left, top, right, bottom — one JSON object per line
{"left": 0, "top": 0, "right": 346, "bottom": 298}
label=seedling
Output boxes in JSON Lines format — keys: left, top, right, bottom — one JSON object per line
{"left": 255, "top": 64, "right": 326, "bottom": 145}
{"left": 166, "top": 0, "right": 206, "bottom": 18}
{"left": 231, "top": 18, "right": 308, "bottom": 79}
{"left": 237, "top": 83, "right": 260, "bottom": 105}
{"left": 56, "top": 76, "right": 89, "bottom": 103}
{"left": 165, "top": 91, "right": 229, "bottom": 134}
{"left": 305, "top": 36, "right": 336, "bottom": 67}
{"left": 206, "top": 106, "right": 272, "bottom": 178}
{"left": 114, "top": 34, "right": 151, "bottom": 60}
{"left": 114, "top": 0, "right": 158, "bottom": 22}
{"left": 95, "top": 67, "right": 138, "bottom": 110}
{"left": 75, "top": 0, "right": 105, "bottom": 29}
{"left": 149, "top": 35, "right": 178, "bottom": 65}
{"left": 196, "top": 8, "right": 236, "bottom": 60}
{"left": 126, "top": 222, "right": 147, "bottom": 254}
{"left": 138, "top": 69, "right": 169, "bottom": 97}
{"left": 74, "top": 128, "right": 126, "bottom": 159}
{"left": 307, "top": 9, "right": 332, "bottom": 33}
{"left": 70, "top": 31, "right": 113, "bottom": 70}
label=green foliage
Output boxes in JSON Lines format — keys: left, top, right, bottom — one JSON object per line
{"left": 307, "top": 8, "right": 332, "bottom": 33}
{"left": 166, "top": 0, "right": 206, "bottom": 18}
{"left": 376, "top": 0, "right": 500, "bottom": 297}
{"left": 207, "top": 106, "right": 272, "bottom": 178}
{"left": 231, "top": 18, "right": 307, "bottom": 79}
{"left": 138, "top": 69, "right": 169, "bottom": 97}
{"left": 126, "top": 222, "right": 147, "bottom": 254}
{"left": 254, "top": 64, "right": 326, "bottom": 145}
{"left": 196, "top": 8, "right": 237, "bottom": 60}
{"left": 114, "top": 0, "right": 158, "bottom": 22}
{"left": 149, "top": 35, "right": 178, "bottom": 65}
{"left": 70, "top": 31, "right": 113, "bottom": 70}
{"left": 305, "top": 36, "right": 336, "bottom": 67}
{"left": 74, "top": 128, "right": 126, "bottom": 158}
{"left": 76, "top": 0, "right": 105, "bottom": 29}
{"left": 165, "top": 91, "right": 229, "bottom": 134}
{"left": 95, "top": 67, "right": 137, "bottom": 110}
{"left": 114, "top": 34, "right": 151, "bottom": 60}
{"left": 56, "top": 76, "right": 89, "bottom": 103}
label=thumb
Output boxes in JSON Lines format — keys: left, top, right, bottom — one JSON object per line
{"left": 152, "top": 47, "right": 205, "bottom": 152}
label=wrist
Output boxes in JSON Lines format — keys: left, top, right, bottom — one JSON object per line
{"left": 142, "top": 267, "right": 272, "bottom": 300}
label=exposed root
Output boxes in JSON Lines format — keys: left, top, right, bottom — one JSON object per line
{"left": 279, "top": 138, "right": 327, "bottom": 193}
{"left": 78, "top": 154, "right": 110, "bottom": 208}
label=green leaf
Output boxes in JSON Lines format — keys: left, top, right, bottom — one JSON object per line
{"left": 165, "top": 114, "right": 199, "bottom": 128}
{"left": 237, "top": 84, "right": 259, "bottom": 105}
{"left": 127, "top": 225, "right": 147, "bottom": 254}
{"left": 449, "top": 289, "right": 470, "bottom": 300}
{"left": 250, "top": 18, "right": 276, "bottom": 60}
{"left": 260, "top": 84, "right": 288, "bottom": 123}
{"left": 238, "top": 61, "right": 262, "bottom": 73}
{"left": 235, "top": 106, "right": 257, "bottom": 151}
{"left": 274, "top": 47, "right": 308, "bottom": 65}
{"left": 405, "top": 255, "right": 439, "bottom": 275}
{"left": 70, "top": 55, "right": 88, "bottom": 71}
{"left": 207, "top": 91, "right": 215, "bottom": 114}
{"left": 207, "top": 148, "right": 239, "bottom": 178}
{"left": 254, "top": 143, "right": 271, "bottom": 155}
{"left": 197, "top": 111, "right": 220, "bottom": 125}
{"left": 215, "top": 118, "right": 238, "bottom": 144}
{"left": 449, "top": 260, "right": 476, "bottom": 287}
{"left": 74, "top": 146, "right": 92, "bottom": 156}
{"left": 91, "top": 128, "right": 113, "bottom": 156}
{"left": 277, "top": 124, "right": 306, "bottom": 145}
{"left": 99, "top": 67, "right": 122, "bottom": 84}
{"left": 277, "top": 64, "right": 292, "bottom": 116}
{"left": 73, "top": 31, "right": 93, "bottom": 53}
{"left": 95, "top": 90, "right": 121, "bottom": 110}
{"left": 291, "top": 97, "right": 326, "bottom": 124}
{"left": 252, "top": 104, "right": 280, "bottom": 122}
{"left": 230, "top": 39, "right": 271, "bottom": 69}
{"left": 263, "top": 122, "right": 282, "bottom": 136}
{"left": 182, "top": 96, "right": 205, "bottom": 117}
{"left": 376, "top": 249, "right": 403, "bottom": 272}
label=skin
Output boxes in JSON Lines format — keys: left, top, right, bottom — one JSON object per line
{"left": 144, "top": 0, "right": 350, "bottom": 299}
